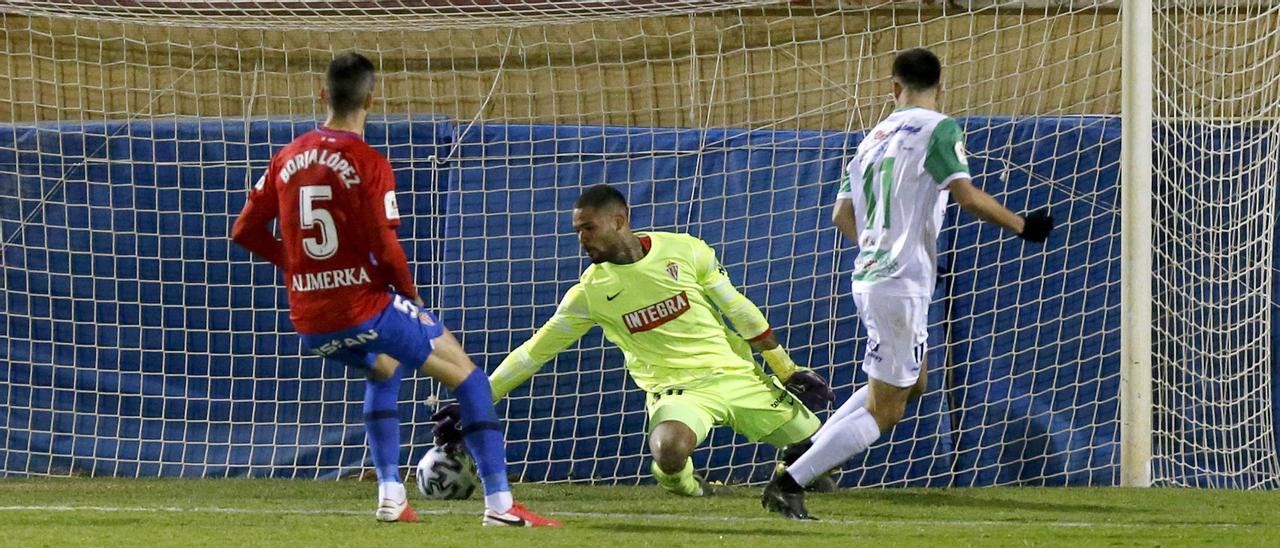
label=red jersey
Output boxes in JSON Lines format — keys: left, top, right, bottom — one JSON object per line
{"left": 232, "top": 126, "right": 417, "bottom": 334}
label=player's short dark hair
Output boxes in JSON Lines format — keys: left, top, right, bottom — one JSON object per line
{"left": 575, "top": 184, "right": 628, "bottom": 212}
{"left": 892, "top": 48, "right": 942, "bottom": 92}
{"left": 326, "top": 52, "right": 376, "bottom": 117}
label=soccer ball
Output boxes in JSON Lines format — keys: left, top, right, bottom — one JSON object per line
{"left": 415, "top": 446, "right": 478, "bottom": 500}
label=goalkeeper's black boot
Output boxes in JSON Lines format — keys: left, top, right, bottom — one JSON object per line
{"left": 761, "top": 470, "right": 817, "bottom": 520}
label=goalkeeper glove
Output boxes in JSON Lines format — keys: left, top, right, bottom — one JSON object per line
{"left": 1019, "top": 207, "right": 1054, "bottom": 243}
{"left": 783, "top": 370, "right": 835, "bottom": 413}
{"left": 430, "top": 403, "right": 465, "bottom": 454}
{"left": 762, "top": 346, "right": 834, "bottom": 413}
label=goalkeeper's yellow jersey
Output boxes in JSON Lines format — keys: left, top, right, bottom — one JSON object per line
{"left": 490, "top": 231, "right": 772, "bottom": 397}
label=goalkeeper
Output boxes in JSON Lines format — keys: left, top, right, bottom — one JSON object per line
{"left": 437, "top": 184, "right": 834, "bottom": 497}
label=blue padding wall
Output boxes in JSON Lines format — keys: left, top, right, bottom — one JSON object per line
{"left": 1, "top": 116, "right": 1121, "bottom": 485}
{"left": 1, "top": 117, "right": 453, "bottom": 477}
{"left": 944, "top": 117, "right": 1121, "bottom": 486}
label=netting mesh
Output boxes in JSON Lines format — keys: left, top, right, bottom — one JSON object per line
{"left": 0, "top": 0, "right": 784, "bottom": 31}
{"left": 6, "top": 1, "right": 1263, "bottom": 487}
{"left": 1151, "top": 2, "right": 1280, "bottom": 489}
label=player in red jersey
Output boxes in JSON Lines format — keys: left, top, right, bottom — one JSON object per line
{"left": 231, "top": 52, "right": 558, "bottom": 528}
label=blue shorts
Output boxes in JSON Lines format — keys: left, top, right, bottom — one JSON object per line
{"left": 299, "top": 293, "right": 446, "bottom": 372}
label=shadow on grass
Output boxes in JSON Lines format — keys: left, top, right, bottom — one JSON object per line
{"left": 842, "top": 490, "right": 1127, "bottom": 515}
{"left": 585, "top": 522, "right": 825, "bottom": 537}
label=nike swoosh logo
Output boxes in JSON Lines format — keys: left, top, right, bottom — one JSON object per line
{"left": 607, "top": 291, "right": 623, "bottom": 301}
{"left": 486, "top": 514, "right": 526, "bottom": 526}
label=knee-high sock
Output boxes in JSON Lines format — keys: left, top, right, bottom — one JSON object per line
{"left": 453, "top": 368, "right": 513, "bottom": 512}
{"left": 364, "top": 365, "right": 404, "bottom": 488}
{"left": 786, "top": 406, "right": 880, "bottom": 486}
{"left": 811, "top": 384, "right": 869, "bottom": 445}
{"left": 652, "top": 457, "right": 702, "bottom": 497}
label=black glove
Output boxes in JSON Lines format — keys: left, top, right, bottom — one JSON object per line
{"left": 430, "top": 403, "right": 465, "bottom": 454}
{"left": 1019, "top": 207, "right": 1054, "bottom": 243}
{"left": 783, "top": 370, "right": 835, "bottom": 413}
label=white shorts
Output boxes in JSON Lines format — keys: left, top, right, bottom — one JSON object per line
{"left": 852, "top": 292, "right": 930, "bottom": 388}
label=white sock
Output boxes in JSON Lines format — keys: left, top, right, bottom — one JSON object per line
{"left": 378, "top": 481, "right": 406, "bottom": 504}
{"left": 811, "top": 385, "right": 869, "bottom": 445}
{"left": 787, "top": 407, "right": 881, "bottom": 486}
{"left": 485, "top": 490, "right": 513, "bottom": 514}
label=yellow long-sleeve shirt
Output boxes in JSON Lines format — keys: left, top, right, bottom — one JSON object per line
{"left": 490, "top": 231, "right": 774, "bottom": 398}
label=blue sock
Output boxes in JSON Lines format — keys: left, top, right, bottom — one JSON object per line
{"left": 363, "top": 364, "right": 404, "bottom": 484}
{"left": 453, "top": 368, "right": 510, "bottom": 496}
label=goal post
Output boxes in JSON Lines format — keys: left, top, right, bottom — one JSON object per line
{"left": 1121, "top": 0, "right": 1154, "bottom": 489}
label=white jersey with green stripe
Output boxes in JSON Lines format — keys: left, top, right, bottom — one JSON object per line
{"left": 838, "top": 106, "right": 970, "bottom": 297}
{"left": 490, "top": 231, "right": 772, "bottom": 397}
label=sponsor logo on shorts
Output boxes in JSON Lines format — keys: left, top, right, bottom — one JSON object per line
{"left": 770, "top": 383, "right": 798, "bottom": 409}
{"left": 866, "top": 340, "right": 883, "bottom": 364}
{"left": 622, "top": 291, "right": 690, "bottom": 334}
{"left": 312, "top": 329, "right": 378, "bottom": 356}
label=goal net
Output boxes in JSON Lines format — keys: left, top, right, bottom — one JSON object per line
{"left": 1151, "top": 1, "right": 1280, "bottom": 488}
{"left": 0, "top": 0, "right": 1269, "bottom": 488}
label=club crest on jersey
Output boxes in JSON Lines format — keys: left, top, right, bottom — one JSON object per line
{"left": 418, "top": 312, "right": 435, "bottom": 326}
{"left": 665, "top": 261, "right": 680, "bottom": 281}
{"left": 622, "top": 291, "right": 690, "bottom": 334}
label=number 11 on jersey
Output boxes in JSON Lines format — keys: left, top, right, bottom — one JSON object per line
{"left": 863, "top": 156, "right": 894, "bottom": 231}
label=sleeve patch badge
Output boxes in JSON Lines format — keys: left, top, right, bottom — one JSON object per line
{"left": 384, "top": 191, "right": 400, "bottom": 220}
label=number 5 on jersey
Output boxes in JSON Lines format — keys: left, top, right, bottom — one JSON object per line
{"left": 300, "top": 185, "right": 338, "bottom": 260}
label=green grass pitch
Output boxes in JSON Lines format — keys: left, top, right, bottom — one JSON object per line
{"left": 1, "top": 478, "right": 1278, "bottom": 546}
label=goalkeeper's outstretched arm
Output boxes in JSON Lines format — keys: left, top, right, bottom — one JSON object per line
{"left": 691, "top": 239, "right": 803, "bottom": 381}
{"left": 692, "top": 237, "right": 834, "bottom": 411}
{"left": 489, "top": 284, "right": 595, "bottom": 402}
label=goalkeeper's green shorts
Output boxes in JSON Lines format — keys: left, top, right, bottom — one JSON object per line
{"left": 645, "top": 369, "right": 820, "bottom": 447}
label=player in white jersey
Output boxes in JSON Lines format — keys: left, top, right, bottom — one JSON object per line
{"left": 762, "top": 48, "right": 1054, "bottom": 519}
